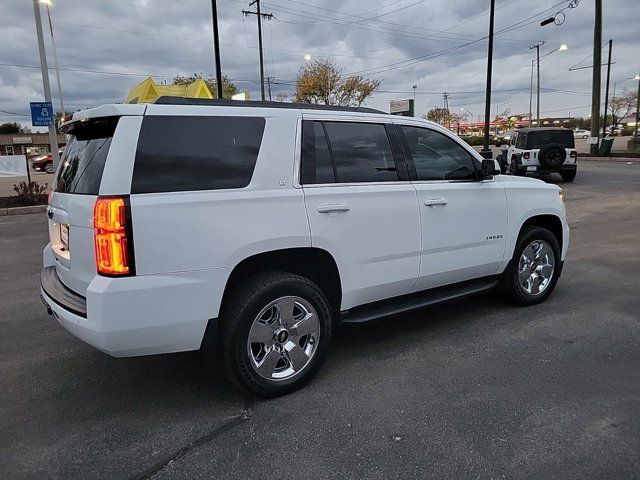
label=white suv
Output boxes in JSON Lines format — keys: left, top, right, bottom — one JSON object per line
{"left": 504, "top": 127, "right": 577, "bottom": 182}
{"left": 41, "top": 98, "right": 569, "bottom": 397}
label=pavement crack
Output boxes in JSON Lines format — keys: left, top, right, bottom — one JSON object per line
{"left": 132, "top": 397, "right": 255, "bottom": 480}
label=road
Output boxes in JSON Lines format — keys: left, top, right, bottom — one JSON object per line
{"left": 1, "top": 162, "right": 639, "bottom": 479}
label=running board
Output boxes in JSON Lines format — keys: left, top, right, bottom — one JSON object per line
{"left": 340, "top": 276, "right": 499, "bottom": 324}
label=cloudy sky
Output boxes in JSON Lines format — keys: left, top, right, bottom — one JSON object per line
{"left": 1, "top": 0, "right": 638, "bottom": 129}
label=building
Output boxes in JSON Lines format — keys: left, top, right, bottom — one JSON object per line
{"left": 0, "top": 132, "right": 66, "bottom": 157}
{"left": 126, "top": 76, "right": 213, "bottom": 104}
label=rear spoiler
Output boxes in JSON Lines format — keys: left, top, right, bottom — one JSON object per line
{"left": 60, "top": 104, "right": 147, "bottom": 133}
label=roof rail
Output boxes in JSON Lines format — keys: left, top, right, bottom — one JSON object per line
{"left": 151, "top": 96, "right": 385, "bottom": 114}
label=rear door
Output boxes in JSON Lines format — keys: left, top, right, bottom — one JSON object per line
{"left": 300, "top": 117, "right": 421, "bottom": 310}
{"left": 48, "top": 117, "right": 125, "bottom": 294}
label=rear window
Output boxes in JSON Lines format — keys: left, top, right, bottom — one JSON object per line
{"left": 131, "top": 116, "right": 265, "bottom": 194}
{"left": 54, "top": 117, "right": 118, "bottom": 194}
{"left": 526, "top": 130, "right": 575, "bottom": 149}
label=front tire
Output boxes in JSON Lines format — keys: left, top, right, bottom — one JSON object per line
{"left": 502, "top": 226, "right": 561, "bottom": 306}
{"left": 219, "top": 272, "right": 333, "bottom": 397}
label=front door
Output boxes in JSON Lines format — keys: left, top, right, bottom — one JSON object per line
{"left": 300, "top": 119, "right": 421, "bottom": 310}
{"left": 397, "top": 123, "right": 508, "bottom": 291}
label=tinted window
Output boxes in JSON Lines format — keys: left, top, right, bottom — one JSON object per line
{"left": 526, "top": 129, "right": 575, "bottom": 149}
{"left": 132, "top": 116, "right": 265, "bottom": 194}
{"left": 515, "top": 133, "right": 527, "bottom": 148}
{"left": 54, "top": 117, "right": 118, "bottom": 194}
{"left": 401, "top": 126, "right": 477, "bottom": 181}
{"left": 323, "top": 122, "right": 397, "bottom": 183}
{"left": 301, "top": 121, "right": 335, "bottom": 184}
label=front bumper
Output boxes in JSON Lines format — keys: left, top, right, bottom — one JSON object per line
{"left": 40, "top": 262, "right": 229, "bottom": 357}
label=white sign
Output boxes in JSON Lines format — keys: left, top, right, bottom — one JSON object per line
{"left": 12, "top": 137, "right": 32, "bottom": 144}
{"left": 232, "top": 92, "right": 249, "bottom": 101}
{"left": 588, "top": 136, "right": 599, "bottom": 144}
{"left": 389, "top": 99, "right": 410, "bottom": 114}
{"left": 0, "top": 155, "right": 28, "bottom": 177}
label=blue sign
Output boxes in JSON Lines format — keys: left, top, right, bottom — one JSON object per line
{"left": 30, "top": 102, "right": 54, "bottom": 127}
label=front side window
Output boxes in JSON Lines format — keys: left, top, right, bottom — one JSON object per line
{"left": 132, "top": 116, "right": 265, "bottom": 194}
{"left": 323, "top": 122, "right": 398, "bottom": 183}
{"left": 516, "top": 133, "right": 527, "bottom": 149}
{"left": 400, "top": 126, "right": 477, "bottom": 181}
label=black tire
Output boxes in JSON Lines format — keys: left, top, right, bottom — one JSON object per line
{"left": 45, "top": 163, "right": 55, "bottom": 174}
{"left": 218, "top": 271, "right": 333, "bottom": 397}
{"left": 560, "top": 170, "right": 576, "bottom": 182}
{"left": 501, "top": 226, "right": 561, "bottom": 306}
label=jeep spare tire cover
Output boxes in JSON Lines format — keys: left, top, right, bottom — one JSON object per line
{"left": 538, "top": 143, "right": 566, "bottom": 167}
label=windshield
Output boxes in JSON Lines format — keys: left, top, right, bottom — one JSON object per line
{"left": 526, "top": 130, "right": 575, "bottom": 149}
{"left": 54, "top": 117, "right": 118, "bottom": 194}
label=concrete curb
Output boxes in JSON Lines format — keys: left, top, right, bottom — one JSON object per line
{"left": 579, "top": 157, "right": 638, "bottom": 163}
{"left": 0, "top": 205, "right": 47, "bottom": 217}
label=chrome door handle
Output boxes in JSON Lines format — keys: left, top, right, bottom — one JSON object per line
{"left": 317, "top": 205, "right": 350, "bottom": 213}
{"left": 424, "top": 198, "right": 447, "bottom": 207}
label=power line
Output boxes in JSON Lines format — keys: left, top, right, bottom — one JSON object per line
{"left": 0, "top": 109, "right": 30, "bottom": 117}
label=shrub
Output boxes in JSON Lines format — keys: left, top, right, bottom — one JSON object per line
{"left": 12, "top": 181, "right": 49, "bottom": 206}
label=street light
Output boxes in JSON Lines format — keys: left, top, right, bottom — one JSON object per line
{"left": 38, "top": 0, "right": 64, "bottom": 116}
{"left": 529, "top": 43, "right": 568, "bottom": 127}
{"left": 461, "top": 107, "right": 473, "bottom": 122}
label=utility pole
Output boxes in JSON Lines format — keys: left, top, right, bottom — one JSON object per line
{"left": 32, "top": 0, "right": 60, "bottom": 171}
{"left": 528, "top": 59, "right": 534, "bottom": 127}
{"left": 480, "top": 0, "right": 496, "bottom": 159}
{"left": 211, "top": 0, "right": 223, "bottom": 99}
{"left": 243, "top": 0, "right": 273, "bottom": 101}
{"left": 530, "top": 42, "right": 544, "bottom": 128}
{"left": 590, "top": 0, "right": 602, "bottom": 154}
{"left": 442, "top": 92, "right": 450, "bottom": 129}
{"left": 602, "top": 39, "right": 613, "bottom": 135}
{"left": 266, "top": 76, "right": 274, "bottom": 101}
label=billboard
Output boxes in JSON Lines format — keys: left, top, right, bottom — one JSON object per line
{"left": 389, "top": 99, "right": 414, "bottom": 117}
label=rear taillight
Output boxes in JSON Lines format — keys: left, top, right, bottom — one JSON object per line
{"left": 570, "top": 150, "right": 577, "bottom": 159}
{"left": 93, "top": 197, "right": 135, "bottom": 276}
{"left": 523, "top": 152, "right": 530, "bottom": 159}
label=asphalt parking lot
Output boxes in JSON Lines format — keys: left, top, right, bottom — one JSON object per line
{"left": 1, "top": 161, "right": 639, "bottom": 479}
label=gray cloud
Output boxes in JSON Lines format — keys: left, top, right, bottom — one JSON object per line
{"left": 1, "top": 0, "right": 638, "bottom": 128}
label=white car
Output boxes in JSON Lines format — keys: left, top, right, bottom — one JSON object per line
{"left": 41, "top": 99, "right": 569, "bottom": 397}
{"left": 573, "top": 129, "right": 589, "bottom": 139}
{"left": 504, "top": 128, "right": 578, "bottom": 182}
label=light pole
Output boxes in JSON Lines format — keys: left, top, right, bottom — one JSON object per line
{"left": 39, "top": 0, "right": 64, "bottom": 116}
{"left": 530, "top": 43, "right": 567, "bottom": 127}
{"left": 211, "top": 0, "right": 223, "bottom": 99}
{"left": 634, "top": 74, "right": 640, "bottom": 144}
{"left": 32, "top": 0, "right": 59, "bottom": 170}
{"left": 495, "top": 101, "right": 510, "bottom": 133}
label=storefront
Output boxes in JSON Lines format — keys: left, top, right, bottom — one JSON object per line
{"left": 0, "top": 133, "right": 66, "bottom": 157}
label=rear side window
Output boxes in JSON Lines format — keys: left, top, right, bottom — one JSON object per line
{"left": 54, "top": 117, "right": 118, "bottom": 194}
{"left": 132, "top": 116, "right": 265, "bottom": 194}
{"left": 323, "top": 122, "right": 397, "bottom": 183}
{"left": 516, "top": 133, "right": 527, "bottom": 149}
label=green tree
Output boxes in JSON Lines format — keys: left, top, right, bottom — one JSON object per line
{"left": 0, "top": 122, "right": 23, "bottom": 134}
{"left": 172, "top": 73, "right": 238, "bottom": 99}
{"left": 294, "top": 59, "right": 380, "bottom": 107}
{"left": 423, "top": 107, "right": 462, "bottom": 128}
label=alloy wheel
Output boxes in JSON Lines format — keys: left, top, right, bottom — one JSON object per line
{"left": 517, "top": 240, "right": 555, "bottom": 296}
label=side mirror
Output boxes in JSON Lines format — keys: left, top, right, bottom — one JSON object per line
{"left": 481, "top": 159, "right": 500, "bottom": 177}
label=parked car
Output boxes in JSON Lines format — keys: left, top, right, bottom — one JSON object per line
{"left": 494, "top": 130, "right": 516, "bottom": 147}
{"left": 504, "top": 128, "right": 577, "bottom": 182}
{"left": 32, "top": 148, "right": 64, "bottom": 173}
{"left": 573, "top": 129, "right": 589, "bottom": 139}
{"left": 41, "top": 99, "right": 569, "bottom": 397}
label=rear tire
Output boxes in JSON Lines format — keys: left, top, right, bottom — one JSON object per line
{"left": 560, "top": 170, "right": 576, "bottom": 182}
{"left": 501, "top": 226, "right": 561, "bottom": 306}
{"left": 45, "top": 163, "right": 55, "bottom": 174}
{"left": 219, "top": 271, "right": 333, "bottom": 397}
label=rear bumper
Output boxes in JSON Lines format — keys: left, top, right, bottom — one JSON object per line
{"left": 40, "top": 261, "right": 229, "bottom": 358}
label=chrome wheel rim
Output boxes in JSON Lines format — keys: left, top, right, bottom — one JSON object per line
{"left": 247, "top": 296, "right": 320, "bottom": 381}
{"left": 518, "top": 240, "right": 555, "bottom": 296}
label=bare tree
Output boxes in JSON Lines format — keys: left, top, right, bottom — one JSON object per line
{"left": 294, "top": 59, "right": 380, "bottom": 107}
